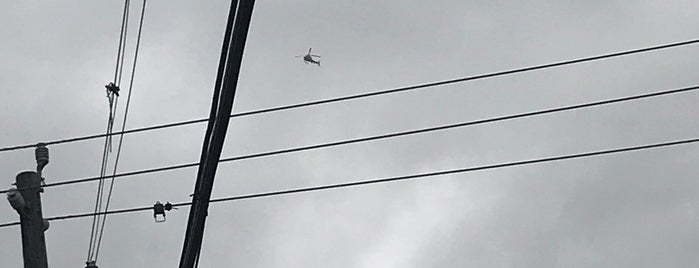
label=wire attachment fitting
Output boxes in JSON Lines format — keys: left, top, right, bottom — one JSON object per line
{"left": 153, "top": 201, "right": 176, "bottom": 223}
{"left": 105, "top": 82, "right": 120, "bottom": 97}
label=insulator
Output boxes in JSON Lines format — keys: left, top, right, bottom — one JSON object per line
{"left": 35, "top": 143, "right": 49, "bottom": 165}
{"left": 35, "top": 143, "right": 49, "bottom": 178}
{"left": 7, "top": 188, "right": 25, "bottom": 211}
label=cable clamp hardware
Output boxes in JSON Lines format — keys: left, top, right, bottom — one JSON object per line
{"left": 153, "top": 201, "right": 176, "bottom": 223}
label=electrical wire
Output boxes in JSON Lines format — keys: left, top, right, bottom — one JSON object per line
{"left": 86, "top": 106, "right": 117, "bottom": 262}
{"left": 87, "top": 0, "right": 130, "bottom": 263}
{"left": 1, "top": 135, "right": 697, "bottom": 229}
{"left": 93, "top": 0, "right": 147, "bottom": 262}
{"left": 3, "top": 84, "right": 698, "bottom": 194}
{"left": 2, "top": 38, "right": 699, "bottom": 153}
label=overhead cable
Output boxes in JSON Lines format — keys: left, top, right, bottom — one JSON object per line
{"left": 1, "top": 135, "right": 697, "bottom": 229}
{"left": 2, "top": 84, "right": 698, "bottom": 194}
{"left": 86, "top": 0, "right": 131, "bottom": 264}
{"left": 2, "top": 38, "right": 699, "bottom": 153}
{"left": 92, "top": 0, "right": 148, "bottom": 263}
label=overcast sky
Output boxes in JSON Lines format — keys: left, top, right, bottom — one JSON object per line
{"left": 1, "top": 1, "right": 699, "bottom": 267}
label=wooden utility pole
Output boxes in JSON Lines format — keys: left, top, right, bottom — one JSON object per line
{"left": 10, "top": 171, "right": 49, "bottom": 268}
{"left": 8, "top": 144, "right": 50, "bottom": 268}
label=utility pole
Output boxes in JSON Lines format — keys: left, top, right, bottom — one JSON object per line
{"left": 7, "top": 144, "right": 50, "bottom": 268}
{"left": 179, "top": 0, "right": 255, "bottom": 267}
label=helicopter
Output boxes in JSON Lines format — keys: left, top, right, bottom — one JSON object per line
{"left": 295, "top": 48, "right": 321, "bottom": 66}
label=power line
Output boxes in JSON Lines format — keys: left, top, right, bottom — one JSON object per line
{"left": 2, "top": 38, "right": 699, "bottom": 153}
{"left": 112, "top": 0, "right": 131, "bottom": 86}
{"left": 93, "top": 0, "right": 148, "bottom": 263}
{"left": 2, "top": 84, "right": 698, "bottom": 194}
{"left": 1, "top": 135, "right": 697, "bottom": 229}
{"left": 87, "top": 0, "right": 131, "bottom": 263}
{"left": 87, "top": 95, "right": 118, "bottom": 262}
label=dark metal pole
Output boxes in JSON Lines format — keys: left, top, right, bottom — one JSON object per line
{"left": 179, "top": 0, "right": 255, "bottom": 267}
{"left": 179, "top": 0, "right": 238, "bottom": 259}
{"left": 12, "top": 171, "right": 49, "bottom": 268}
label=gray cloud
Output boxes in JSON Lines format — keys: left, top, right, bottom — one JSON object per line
{"left": 1, "top": 0, "right": 698, "bottom": 267}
